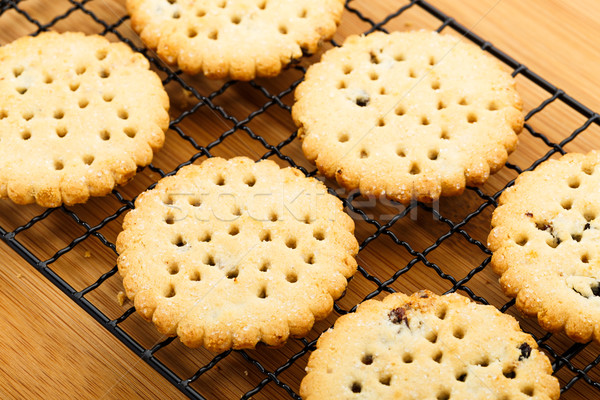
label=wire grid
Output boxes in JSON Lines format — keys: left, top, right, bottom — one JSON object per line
{"left": 1, "top": 0, "right": 600, "bottom": 399}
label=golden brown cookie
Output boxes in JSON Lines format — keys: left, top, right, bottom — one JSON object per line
{"left": 292, "top": 31, "right": 524, "bottom": 203}
{"left": 489, "top": 151, "right": 600, "bottom": 343}
{"left": 301, "top": 290, "right": 559, "bottom": 400}
{"left": 116, "top": 156, "right": 358, "bottom": 352}
{"left": 0, "top": 32, "right": 170, "bottom": 207}
{"left": 126, "top": 0, "right": 345, "bottom": 80}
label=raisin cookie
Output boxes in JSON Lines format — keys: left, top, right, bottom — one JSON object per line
{"left": 301, "top": 290, "right": 559, "bottom": 400}
{"left": 116, "top": 156, "right": 358, "bottom": 352}
{"left": 292, "top": 31, "right": 523, "bottom": 203}
{"left": 489, "top": 151, "right": 600, "bottom": 343}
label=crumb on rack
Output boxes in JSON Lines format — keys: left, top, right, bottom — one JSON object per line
{"left": 117, "top": 291, "right": 127, "bottom": 306}
{"left": 84, "top": 250, "right": 92, "bottom": 258}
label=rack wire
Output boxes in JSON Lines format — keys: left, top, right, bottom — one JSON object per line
{"left": 1, "top": 0, "right": 600, "bottom": 399}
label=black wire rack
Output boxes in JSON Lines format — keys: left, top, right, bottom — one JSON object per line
{"left": 1, "top": 0, "right": 600, "bottom": 399}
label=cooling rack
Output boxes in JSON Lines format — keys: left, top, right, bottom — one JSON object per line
{"left": 1, "top": 0, "right": 600, "bottom": 399}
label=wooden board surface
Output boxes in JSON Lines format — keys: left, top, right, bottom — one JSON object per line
{"left": 1, "top": 0, "right": 599, "bottom": 399}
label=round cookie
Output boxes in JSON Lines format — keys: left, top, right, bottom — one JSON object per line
{"left": 292, "top": 31, "right": 524, "bottom": 203}
{"left": 116, "top": 157, "right": 358, "bottom": 352}
{"left": 0, "top": 32, "right": 170, "bottom": 207}
{"left": 301, "top": 290, "right": 559, "bottom": 400}
{"left": 489, "top": 151, "right": 600, "bottom": 343}
{"left": 126, "top": 0, "right": 345, "bottom": 80}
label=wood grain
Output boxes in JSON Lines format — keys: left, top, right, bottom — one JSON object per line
{"left": 0, "top": 1, "right": 599, "bottom": 399}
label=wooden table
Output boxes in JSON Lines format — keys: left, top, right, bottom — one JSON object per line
{"left": 1, "top": 0, "right": 599, "bottom": 399}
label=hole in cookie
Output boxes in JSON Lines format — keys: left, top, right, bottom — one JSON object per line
{"left": 379, "top": 375, "right": 391, "bottom": 386}
{"left": 204, "top": 254, "right": 216, "bottom": 266}
{"left": 408, "top": 69, "right": 416, "bottom": 78}
{"left": 259, "top": 260, "right": 270, "bottom": 272}
{"left": 54, "top": 110, "right": 64, "bottom": 119}
{"left": 278, "top": 25, "right": 288, "bottom": 35}
{"left": 453, "top": 327, "right": 465, "bottom": 339}
{"left": 82, "top": 155, "right": 94, "bottom": 165}
{"left": 521, "top": 386, "right": 534, "bottom": 397}
{"left": 163, "top": 195, "right": 174, "bottom": 205}
{"left": 433, "top": 351, "right": 443, "bottom": 363}
{"left": 54, "top": 160, "right": 64, "bottom": 171}
{"left": 456, "top": 371, "right": 467, "bottom": 382}
{"left": 172, "top": 235, "right": 186, "bottom": 247}
{"left": 70, "top": 82, "right": 80, "bottom": 91}
{"left": 402, "top": 353, "right": 413, "bottom": 363}
{"left": 370, "top": 51, "right": 380, "bottom": 64}
{"left": 437, "top": 100, "right": 446, "bottom": 110}
{"left": 360, "top": 149, "right": 369, "bottom": 159}
{"left": 100, "top": 130, "right": 110, "bottom": 141}
{"left": 228, "top": 225, "right": 239, "bottom": 236}
{"left": 189, "top": 270, "right": 201, "bottom": 281}
{"left": 124, "top": 127, "right": 137, "bottom": 138}
{"left": 13, "top": 66, "right": 24, "bottom": 77}
{"left": 515, "top": 235, "right": 528, "bottom": 246}
{"left": 286, "top": 272, "right": 298, "bottom": 283}
{"left": 561, "top": 199, "right": 573, "bottom": 210}
{"left": 342, "top": 65, "right": 353, "bottom": 75}
{"left": 568, "top": 176, "right": 581, "bottom": 188}
{"left": 167, "top": 263, "right": 179, "bottom": 275}
{"left": 208, "top": 30, "right": 218, "bottom": 40}
{"left": 436, "top": 390, "right": 450, "bottom": 400}
{"left": 377, "top": 118, "right": 386, "bottom": 127}
{"left": 546, "top": 237, "right": 559, "bottom": 248}
{"left": 164, "top": 285, "right": 176, "bottom": 298}
{"left": 189, "top": 197, "right": 201, "bottom": 207}
{"left": 172, "top": 11, "right": 180, "bottom": 19}
{"left": 22, "top": 111, "right": 33, "bottom": 121}
{"left": 164, "top": 215, "right": 174, "bottom": 225}
{"left": 583, "top": 164, "right": 595, "bottom": 175}
{"left": 215, "top": 175, "right": 225, "bottom": 186}
{"left": 187, "top": 28, "right": 198, "bottom": 38}
{"left": 304, "top": 253, "right": 315, "bottom": 264}
{"left": 44, "top": 75, "right": 53, "bottom": 84}
{"left": 458, "top": 97, "right": 468, "bottom": 106}
{"left": 95, "top": 49, "right": 108, "bottom": 60}
{"left": 257, "top": 286, "right": 268, "bottom": 299}
{"left": 503, "top": 367, "right": 516, "bottom": 379}
{"left": 409, "top": 163, "right": 420, "bottom": 175}
{"left": 477, "top": 357, "right": 490, "bottom": 367}
{"left": 260, "top": 231, "right": 272, "bottom": 242}
{"left": 379, "top": 87, "right": 387, "bottom": 95}
{"left": 226, "top": 269, "right": 239, "bottom": 279}
{"left": 436, "top": 306, "right": 447, "bottom": 320}
{"left": 431, "top": 81, "right": 440, "bottom": 90}
{"left": 118, "top": 109, "right": 129, "bottom": 120}
{"left": 102, "top": 93, "right": 114, "bottom": 102}
{"left": 429, "top": 56, "right": 436, "bottom": 66}
{"left": 440, "top": 129, "right": 450, "bottom": 140}
{"left": 16, "top": 87, "right": 27, "bottom": 95}
{"left": 355, "top": 95, "right": 370, "bottom": 107}
{"left": 361, "top": 354, "right": 374, "bottom": 365}
{"left": 428, "top": 149, "right": 439, "bottom": 161}
{"left": 336, "top": 80, "right": 347, "bottom": 89}
{"left": 584, "top": 211, "right": 596, "bottom": 222}
{"left": 467, "top": 113, "right": 478, "bottom": 123}
{"left": 231, "top": 205, "right": 242, "bottom": 216}
{"left": 244, "top": 175, "right": 256, "bottom": 186}
{"left": 298, "top": 8, "right": 307, "bottom": 18}
{"left": 231, "top": 15, "right": 241, "bottom": 24}
{"left": 217, "top": 0, "right": 227, "bottom": 7}
{"left": 426, "top": 331, "right": 438, "bottom": 343}
{"left": 56, "top": 126, "right": 67, "bottom": 138}
{"left": 369, "top": 71, "right": 379, "bottom": 80}
{"left": 302, "top": 215, "right": 312, "bottom": 224}
{"left": 21, "top": 130, "right": 31, "bottom": 140}
{"left": 395, "top": 105, "right": 406, "bottom": 116}
{"left": 338, "top": 133, "right": 349, "bottom": 143}
{"left": 421, "top": 116, "right": 430, "bottom": 125}
{"left": 0, "top": 110, "right": 7, "bottom": 119}
{"left": 269, "top": 211, "right": 278, "bottom": 222}
{"left": 487, "top": 101, "right": 499, "bottom": 111}
{"left": 285, "top": 237, "right": 297, "bottom": 249}
{"left": 396, "top": 148, "right": 406, "bottom": 157}
{"left": 394, "top": 53, "right": 405, "bottom": 62}
{"left": 313, "top": 229, "right": 325, "bottom": 241}
{"left": 196, "top": 9, "right": 206, "bottom": 17}
{"left": 99, "top": 69, "right": 110, "bottom": 79}
{"left": 350, "top": 382, "right": 362, "bottom": 393}
{"left": 581, "top": 254, "right": 590, "bottom": 263}
{"left": 571, "top": 233, "right": 582, "bottom": 242}
{"left": 199, "top": 231, "right": 211, "bottom": 242}
{"left": 76, "top": 66, "right": 86, "bottom": 75}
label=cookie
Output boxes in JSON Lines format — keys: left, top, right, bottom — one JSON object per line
{"left": 126, "top": 0, "right": 345, "bottom": 80}
{"left": 0, "top": 32, "right": 170, "bottom": 207}
{"left": 301, "top": 290, "right": 559, "bottom": 400}
{"left": 489, "top": 151, "right": 600, "bottom": 343}
{"left": 116, "top": 156, "right": 358, "bottom": 352}
{"left": 292, "top": 31, "right": 524, "bottom": 203}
